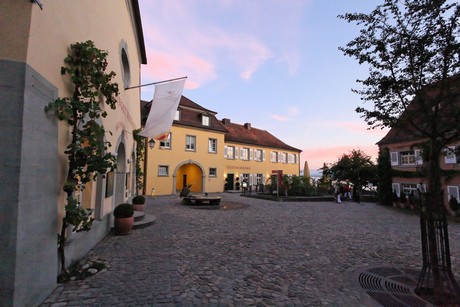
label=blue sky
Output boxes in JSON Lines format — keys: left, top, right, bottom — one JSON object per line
{"left": 138, "top": 0, "right": 389, "bottom": 174}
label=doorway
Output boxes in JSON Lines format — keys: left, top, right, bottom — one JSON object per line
{"left": 226, "top": 174, "right": 234, "bottom": 190}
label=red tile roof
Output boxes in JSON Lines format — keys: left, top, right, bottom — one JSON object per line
{"left": 222, "top": 119, "right": 302, "bottom": 152}
{"left": 377, "top": 75, "right": 460, "bottom": 146}
{"left": 141, "top": 96, "right": 302, "bottom": 152}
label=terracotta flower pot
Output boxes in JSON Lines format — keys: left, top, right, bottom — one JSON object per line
{"left": 114, "top": 216, "right": 134, "bottom": 235}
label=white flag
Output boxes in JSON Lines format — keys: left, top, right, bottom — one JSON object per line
{"left": 139, "top": 78, "right": 186, "bottom": 139}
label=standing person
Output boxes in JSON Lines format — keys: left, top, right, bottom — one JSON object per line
{"left": 335, "top": 184, "right": 342, "bottom": 204}
{"left": 355, "top": 187, "right": 361, "bottom": 204}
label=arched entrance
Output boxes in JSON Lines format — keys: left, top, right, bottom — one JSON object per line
{"left": 174, "top": 161, "right": 204, "bottom": 193}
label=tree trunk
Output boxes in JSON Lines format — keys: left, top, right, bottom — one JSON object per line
{"left": 417, "top": 141, "right": 460, "bottom": 303}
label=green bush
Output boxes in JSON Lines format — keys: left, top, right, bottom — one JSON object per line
{"left": 399, "top": 191, "right": 407, "bottom": 203}
{"left": 132, "top": 195, "right": 145, "bottom": 204}
{"left": 113, "top": 203, "right": 134, "bottom": 218}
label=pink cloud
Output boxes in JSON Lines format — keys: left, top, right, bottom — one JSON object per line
{"left": 301, "top": 144, "right": 380, "bottom": 172}
{"left": 142, "top": 52, "right": 216, "bottom": 90}
{"left": 139, "top": 1, "right": 272, "bottom": 87}
{"left": 335, "top": 121, "right": 389, "bottom": 136}
{"left": 269, "top": 114, "right": 289, "bottom": 122}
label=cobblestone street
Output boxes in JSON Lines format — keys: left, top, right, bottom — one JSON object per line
{"left": 41, "top": 194, "right": 460, "bottom": 306}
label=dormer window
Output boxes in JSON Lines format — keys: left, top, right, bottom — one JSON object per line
{"left": 202, "top": 114, "right": 210, "bottom": 126}
{"left": 174, "top": 110, "right": 180, "bottom": 121}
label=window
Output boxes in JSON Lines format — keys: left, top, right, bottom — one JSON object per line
{"left": 120, "top": 45, "right": 131, "bottom": 88}
{"left": 158, "top": 165, "right": 169, "bottom": 176}
{"left": 448, "top": 186, "right": 459, "bottom": 203}
{"left": 254, "top": 149, "right": 263, "bottom": 161}
{"left": 279, "top": 152, "right": 287, "bottom": 163}
{"left": 256, "top": 174, "right": 263, "bottom": 185}
{"left": 241, "top": 147, "right": 250, "bottom": 160}
{"left": 202, "top": 115, "right": 210, "bottom": 126}
{"left": 402, "top": 183, "right": 417, "bottom": 196}
{"left": 186, "top": 135, "right": 196, "bottom": 151}
{"left": 159, "top": 133, "right": 171, "bottom": 149}
{"left": 209, "top": 168, "right": 217, "bottom": 177}
{"left": 174, "top": 110, "right": 180, "bottom": 121}
{"left": 226, "top": 146, "right": 235, "bottom": 159}
{"left": 208, "top": 138, "right": 217, "bottom": 153}
{"left": 444, "top": 146, "right": 459, "bottom": 164}
{"left": 271, "top": 151, "right": 278, "bottom": 162}
{"left": 400, "top": 151, "right": 415, "bottom": 165}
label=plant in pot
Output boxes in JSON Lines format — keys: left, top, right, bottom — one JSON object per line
{"left": 132, "top": 195, "right": 146, "bottom": 211}
{"left": 392, "top": 191, "right": 399, "bottom": 208}
{"left": 113, "top": 203, "right": 134, "bottom": 235}
{"left": 399, "top": 190, "right": 407, "bottom": 208}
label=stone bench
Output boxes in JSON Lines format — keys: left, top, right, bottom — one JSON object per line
{"left": 182, "top": 195, "right": 222, "bottom": 206}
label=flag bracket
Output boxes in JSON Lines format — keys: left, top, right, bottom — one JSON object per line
{"left": 124, "top": 76, "right": 187, "bottom": 90}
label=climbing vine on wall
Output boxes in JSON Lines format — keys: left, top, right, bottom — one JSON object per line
{"left": 45, "top": 40, "right": 119, "bottom": 277}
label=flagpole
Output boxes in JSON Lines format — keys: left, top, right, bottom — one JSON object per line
{"left": 125, "top": 76, "right": 187, "bottom": 90}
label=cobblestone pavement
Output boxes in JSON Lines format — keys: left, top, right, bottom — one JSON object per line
{"left": 42, "top": 193, "right": 460, "bottom": 306}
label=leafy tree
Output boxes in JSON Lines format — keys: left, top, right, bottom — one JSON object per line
{"left": 327, "top": 149, "right": 377, "bottom": 197}
{"left": 377, "top": 147, "right": 393, "bottom": 206}
{"left": 45, "top": 41, "right": 119, "bottom": 276}
{"left": 339, "top": 0, "right": 460, "bottom": 301}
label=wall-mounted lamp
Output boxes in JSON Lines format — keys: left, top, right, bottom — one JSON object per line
{"left": 127, "top": 158, "right": 132, "bottom": 164}
{"left": 148, "top": 139, "right": 155, "bottom": 149}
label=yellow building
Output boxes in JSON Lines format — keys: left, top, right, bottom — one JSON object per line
{"left": 143, "top": 96, "right": 302, "bottom": 195}
{"left": 0, "top": 1, "right": 146, "bottom": 306}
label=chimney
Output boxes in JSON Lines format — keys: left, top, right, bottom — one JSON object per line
{"left": 244, "top": 123, "right": 251, "bottom": 130}
{"left": 222, "top": 118, "right": 231, "bottom": 124}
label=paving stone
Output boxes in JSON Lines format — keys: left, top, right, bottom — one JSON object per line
{"left": 39, "top": 194, "right": 460, "bottom": 306}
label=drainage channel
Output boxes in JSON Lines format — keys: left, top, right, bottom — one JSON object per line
{"left": 355, "top": 266, "right": 433, "bottom": 306}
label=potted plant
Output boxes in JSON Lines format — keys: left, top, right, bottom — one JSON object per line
{"left": 113, "top": 203, "right": 134, "bottom": 235}
{"left": 399, "top": 191, "right": 407, "bottom": 208}
{"left": 392, "top": 191, "right": 399, "bottom": 208}
{"left": 132, "top": 195, "right": 146, "bottom": 211}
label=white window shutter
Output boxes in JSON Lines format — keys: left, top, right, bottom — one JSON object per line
{"left": 392, "top": 183, "right": 400, "bottom": 197}
{"left": 390, "top": 152, "right": 399, "bottom": 166}
{"left": 249, "top": 149, "right": 253, "bottom": 160}
{"left": 224, "top": 145, "right": 228, "bottom": 158}
{"left": 415, "top": 150, "right": 423, "bottom": 165}
{"left": 263, "top": 151, "right": 266, "bottom": 161}
{"left": 235, "top": 146, "right": 239, "bottom": 159}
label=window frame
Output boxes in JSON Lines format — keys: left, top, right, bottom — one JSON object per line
{"left": 254, "top": 149, "right": 263, "bottom": 161}
{"left": 159, "top": 133, "right": 172, "bottom": 149}
{"left": 209, "top": 167, "right": 217, "bottom": 177}
{"left": 158, "top": 165, "right": 169, "bottom": 177}
{"left": 208, "top": 138, "right": 217, "bottom": 153}
{"left": 241, "top": 147, "right": 250, "bottom": 160}
{"left": 270, "top": 151, "right": 278, "bottom": 162}
{"left": 400, "top": 151, "right": 416, "bottom": 166}
{"left": 174, "top": 110, "right": 180, "bottom": 121}
{"left": 227, "top": 146, "right": 235, "bottom": 159}
{"left": 185, "top": 135, "right": 196, "bottom": 151}
{"left": 202, "top": 114, "right": 210, "bottom": 126}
